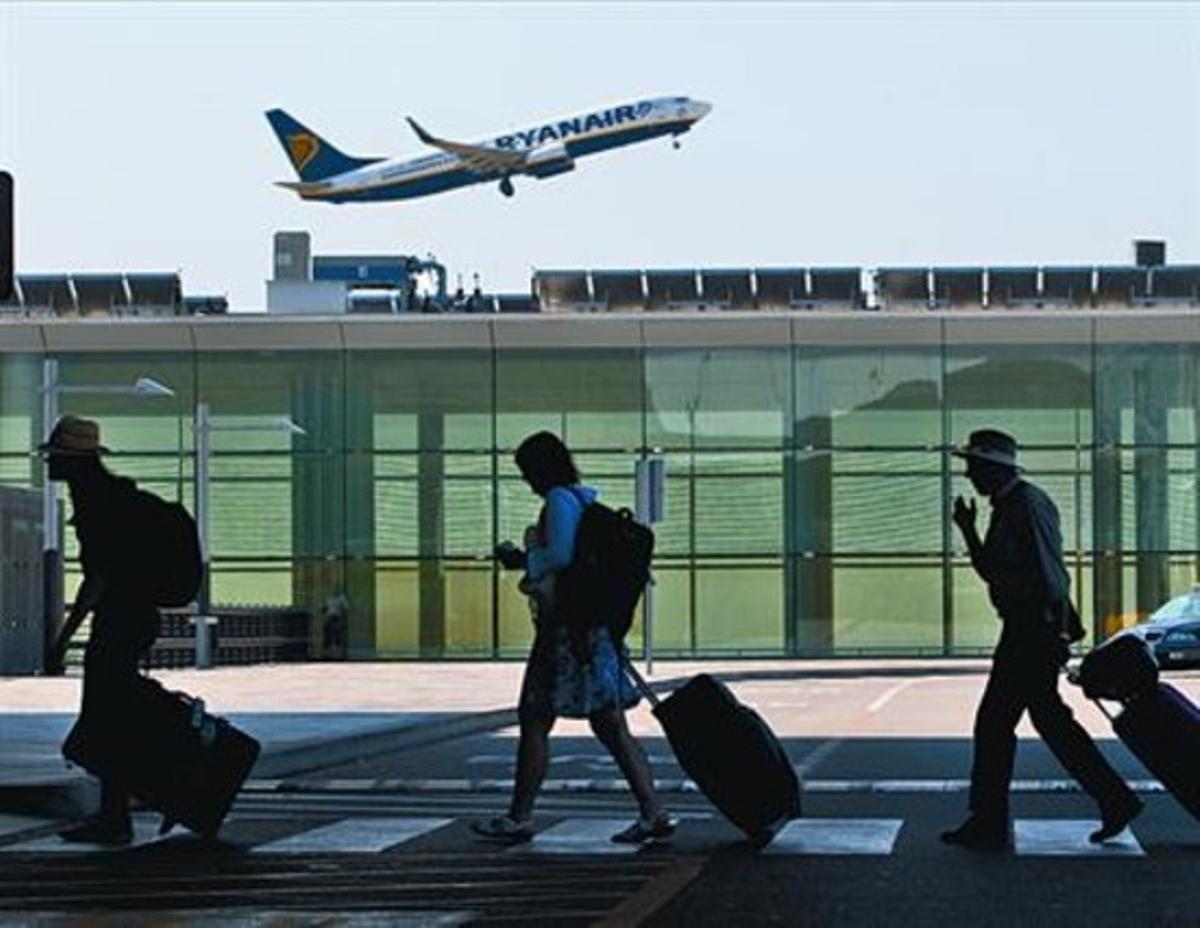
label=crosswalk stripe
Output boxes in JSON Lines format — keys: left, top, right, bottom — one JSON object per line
{"left": 1013, "top": 819, "right": 1145, "bottom": 857}
{"left": 763, "top": 818, "right": 904, "bottom": 856}
{"left": 7, "top": 815, "right": 171, "bottom": 853}
{"left": 0, "top": 814, "right": 55, "bottom": 843}
{"left": 253, "top": 816, "right": 451, "bottom": 854}
{"left": 509, "top": 818, "right": 643, "bottom": 856}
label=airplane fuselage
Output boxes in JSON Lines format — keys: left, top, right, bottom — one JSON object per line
{"left": 292, "top": 96, "right": 710, "bottom": 204}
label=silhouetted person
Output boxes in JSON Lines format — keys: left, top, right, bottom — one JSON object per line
{"left": 472, "top": 431, "right": 675, "bottom": 844}
{"left": 42, "top": 416, "right": 160, "bottom": 845}
{"left": 942, "top": 429, "right": 1142, "bottom": 849}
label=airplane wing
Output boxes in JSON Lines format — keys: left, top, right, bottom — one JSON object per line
{"left": 406, "top": 117, "right": 526, "bottom": 176}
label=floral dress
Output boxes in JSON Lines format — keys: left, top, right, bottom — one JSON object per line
{"left": 517, "top": 484, "right": 640, "bottom": 720}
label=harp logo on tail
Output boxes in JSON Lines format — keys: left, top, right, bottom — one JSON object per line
{"left": 286, "top": 133, "right": 320, "bottom": 172}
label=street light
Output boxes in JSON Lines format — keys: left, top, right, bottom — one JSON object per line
{"left": 192, "top": 401, "right": 306, "bottom": 668}
{"left": 39, "top": 359, "right": 176, "bottom": 665}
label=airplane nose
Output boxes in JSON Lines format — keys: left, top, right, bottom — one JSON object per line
{"left": 691, "top": 100, "right": 713, "bottom": 120}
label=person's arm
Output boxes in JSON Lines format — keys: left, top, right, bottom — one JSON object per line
{"left": 970, "top": 493, "right": 1062, "bottom": 603}
{"left": 46, "top": 574, "right": 107, "bottom": 674}
{"left": 525, "top": 488, "right": 584, "bottom": 580}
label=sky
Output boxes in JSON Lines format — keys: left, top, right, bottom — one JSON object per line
{"left": 1, "top": 1, "right": 1198, "bottom": 309}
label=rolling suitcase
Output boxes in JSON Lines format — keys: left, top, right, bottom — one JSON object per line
{"left": 626, "top": 661, "right": 801, "bottom": 842}
{"left": 63, "top": 675, "right": 261, "bottom": 838}
{"left": 1101, "top": 682, "right": 1200, "bottom": 822}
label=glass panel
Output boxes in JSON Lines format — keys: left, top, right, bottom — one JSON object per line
{"left": 374, "top": 561, "right": 419, "bottom": 655}
{"left": 443, "top": 561, "right": 494, "bottom": 655}
{"left": 498, "top": 349, "right": 641, "bottom": 452}
{"left": 695, "top": 560, "right": 784, "bottom": 653}
{"left": 647, "top": 347, "right": 790, "bottom": 451}
{"left": 832, "top": 559, "right": 943, "bottom": 652}
{"left": 346, "top": 350, "right": 493, "bottom": 452}
{"left": 795, "top": 345, "right": 942, "bottom": 448}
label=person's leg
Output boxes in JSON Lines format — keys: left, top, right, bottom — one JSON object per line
{"left": 966, "top": 651, "right": 1026, "bottom": 822}
{"left": 1025, "top": 651, "right": 1142, "bottom": 840}
{"left": 61, "top": 627, "right": 135, "bottom": 843}
{"left": 508, "top": 713, "right": 556, "bottom": 822}
{"left": 944, "top": 646, "right": 1025, "bottom": 847}
{"left": 589, "top": 709, "right": 662, "bottom": 821}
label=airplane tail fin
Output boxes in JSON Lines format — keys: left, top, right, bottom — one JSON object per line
{"left": 265, "top": 109, "right": 382, "bottom": 182}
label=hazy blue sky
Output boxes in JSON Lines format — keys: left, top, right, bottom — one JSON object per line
{"left": 1, "top": 2, "right": 1197, "bottom": 309}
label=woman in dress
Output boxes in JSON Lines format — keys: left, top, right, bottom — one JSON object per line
{"left": 472, "top": 431, "right": 676, "bottom": 844}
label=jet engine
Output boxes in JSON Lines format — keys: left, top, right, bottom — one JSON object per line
{"left": 526, "top": 143, "right": 576, "bottom": 179}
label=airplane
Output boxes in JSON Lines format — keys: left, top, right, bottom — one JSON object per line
{"left": 266, "top": 96, "right": 712, "bottom": 203}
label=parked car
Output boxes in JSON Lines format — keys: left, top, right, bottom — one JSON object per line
{"left": 1127, "top": 588, "right": 1200, "bottom": 668}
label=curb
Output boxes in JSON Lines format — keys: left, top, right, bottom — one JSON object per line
{"left": 250, "top": 708, "right": 519, "bottom": 779}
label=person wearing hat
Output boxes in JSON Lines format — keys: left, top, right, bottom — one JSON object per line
{"left": 41, "top": 415, "right": 159, "bottom": 845}
{"left": 941, "top": 428, "right": 1142, "bottom": 850}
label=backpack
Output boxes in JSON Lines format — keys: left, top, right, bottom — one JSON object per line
{"left": 556, "top": 493, "right": 654, "bottom": 646}
{"left": 130, "top": 489, "right": 204, "bottom": 607}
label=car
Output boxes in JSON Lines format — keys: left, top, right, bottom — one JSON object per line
{"left": 1147, "top": 621, "right": 1200, "bottom": 669}
{"left": 1127, "top": 588, "right": 1200, "bottom": 668}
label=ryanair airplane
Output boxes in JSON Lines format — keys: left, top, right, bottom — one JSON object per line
{"left": 266, "top": 96, "right": 712, "bottom": 203}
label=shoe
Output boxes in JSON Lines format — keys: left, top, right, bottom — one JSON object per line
{"left": 470, "top": 815, "right": 535, "bottom": 843}
{"left": 939, "top": 815, "right": 1008, "bottom": 851}
{"left": 1090, "top": 796, "right": 1144, "bottom": 844}
{"left": 611, "top": 812, "right": 678, "bottom": 845}
{"left": 59, "top": 821, "right": 133, "bottom": 846}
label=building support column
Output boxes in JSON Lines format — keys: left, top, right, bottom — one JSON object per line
{"left": 417, "top": 412, "right": 446, "bottom": 656}
{"left": 788, "top": 414, "right": 833, "bottom": 654}
{"left": 1134, "top": 365, "right": 1170, "bottom": 620}
{"left": 343, "top": 380, "right": 376, "bottom": 658}
{"left": 1092, "top": 397, "right": 1123, "bottom": 639}
{"left": 291, "top": 373, "right": 344, "bottom": 657}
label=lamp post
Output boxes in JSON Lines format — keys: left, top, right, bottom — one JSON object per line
{"left": 39, "top": 359, "right": 175, "bottom": 664}
{"left": 192, "top": 401, "right": 305, "bottom": 668}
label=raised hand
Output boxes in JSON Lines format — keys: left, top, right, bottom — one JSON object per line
{"left": 952, "top": 495, "right": 977, "bottom": 536}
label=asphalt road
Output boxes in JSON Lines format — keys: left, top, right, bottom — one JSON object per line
{"left": 5, "top": 672, "right": 1200, "bottom": 925}
{"left": 1, "top": 789, "right": 1198, "bottom": 927}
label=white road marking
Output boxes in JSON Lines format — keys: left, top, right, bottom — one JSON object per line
{"left": 1014, "top": 819, "right": 1144, "bottom": 857}
{"left": 0, "top": 814, "right": 53, "bottom": 842}
{"left": 244, "top": 777, "right": 1167, "bottom": 795}
{"left": 795, "top": 738, "right": 844, "bottom": 777}
{"left": 254, "top": 816, "right": 451, "bottom": 854}
{"left": 764, "top": 818, "right": 903, "bottom": 856}
{"left": 510, "top": 818, "right": 643, "bottom": 855}
{"left": 866, "top": 678, "right": 929, "bottom": 714}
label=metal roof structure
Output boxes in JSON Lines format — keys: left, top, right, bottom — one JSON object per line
{"left": 645, "top": 270, "right": 700, "bottom": 309}
{"left": 700, "top": 269, "right": 753, "bottom": 309}
{"left": 754, "top": 268, "right": 807, "bottom": 307}
{"left": 591, "top": 270, "right": 644, "bottom": 311}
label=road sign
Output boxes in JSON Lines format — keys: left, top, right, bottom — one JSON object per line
{"left": 635, "top": 456, "right": 665, "bottom": 525}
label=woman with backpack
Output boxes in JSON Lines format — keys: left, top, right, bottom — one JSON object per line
{"left": 472, "top": 431, "right": 676, "bottom": 844}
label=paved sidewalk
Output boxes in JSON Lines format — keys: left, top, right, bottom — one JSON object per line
{"left": 0, "top": 658, "right": 993, "bottom": 817}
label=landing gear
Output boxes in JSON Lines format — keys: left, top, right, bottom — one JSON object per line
{"left": 499, "top": 176, "right": 514, "bottom": 197}
{"left": 672, "top": 138, "right": 681, "bottom": 150}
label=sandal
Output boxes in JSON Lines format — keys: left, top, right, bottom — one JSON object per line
{"left": 611, "top": 812, "right": 678, "bottom": 845}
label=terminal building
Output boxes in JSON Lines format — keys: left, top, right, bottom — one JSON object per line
{"left": 1, "top": 238, "right": 1199, "bottom": 661}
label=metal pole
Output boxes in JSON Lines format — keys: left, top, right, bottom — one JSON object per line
{"left": 194, "top": 401, "right": 212, "bottom": 668}
{"left": 40, "top": 359, "right": 62, "bottom": 667}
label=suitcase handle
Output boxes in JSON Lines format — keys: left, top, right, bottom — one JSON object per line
{"left": 621, "top": 653, "right": 662, "bottom": 709}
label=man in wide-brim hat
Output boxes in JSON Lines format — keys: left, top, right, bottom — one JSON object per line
{"left": 940, "top": 428, "right": 1142, "bottom": 850}
{"left": 41, "top": 415, "right": 159, "bottom": 845}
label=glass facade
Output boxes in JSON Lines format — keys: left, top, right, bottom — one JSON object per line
{"left": 2, "top": 312, "right": 1198, "bottom": 658}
